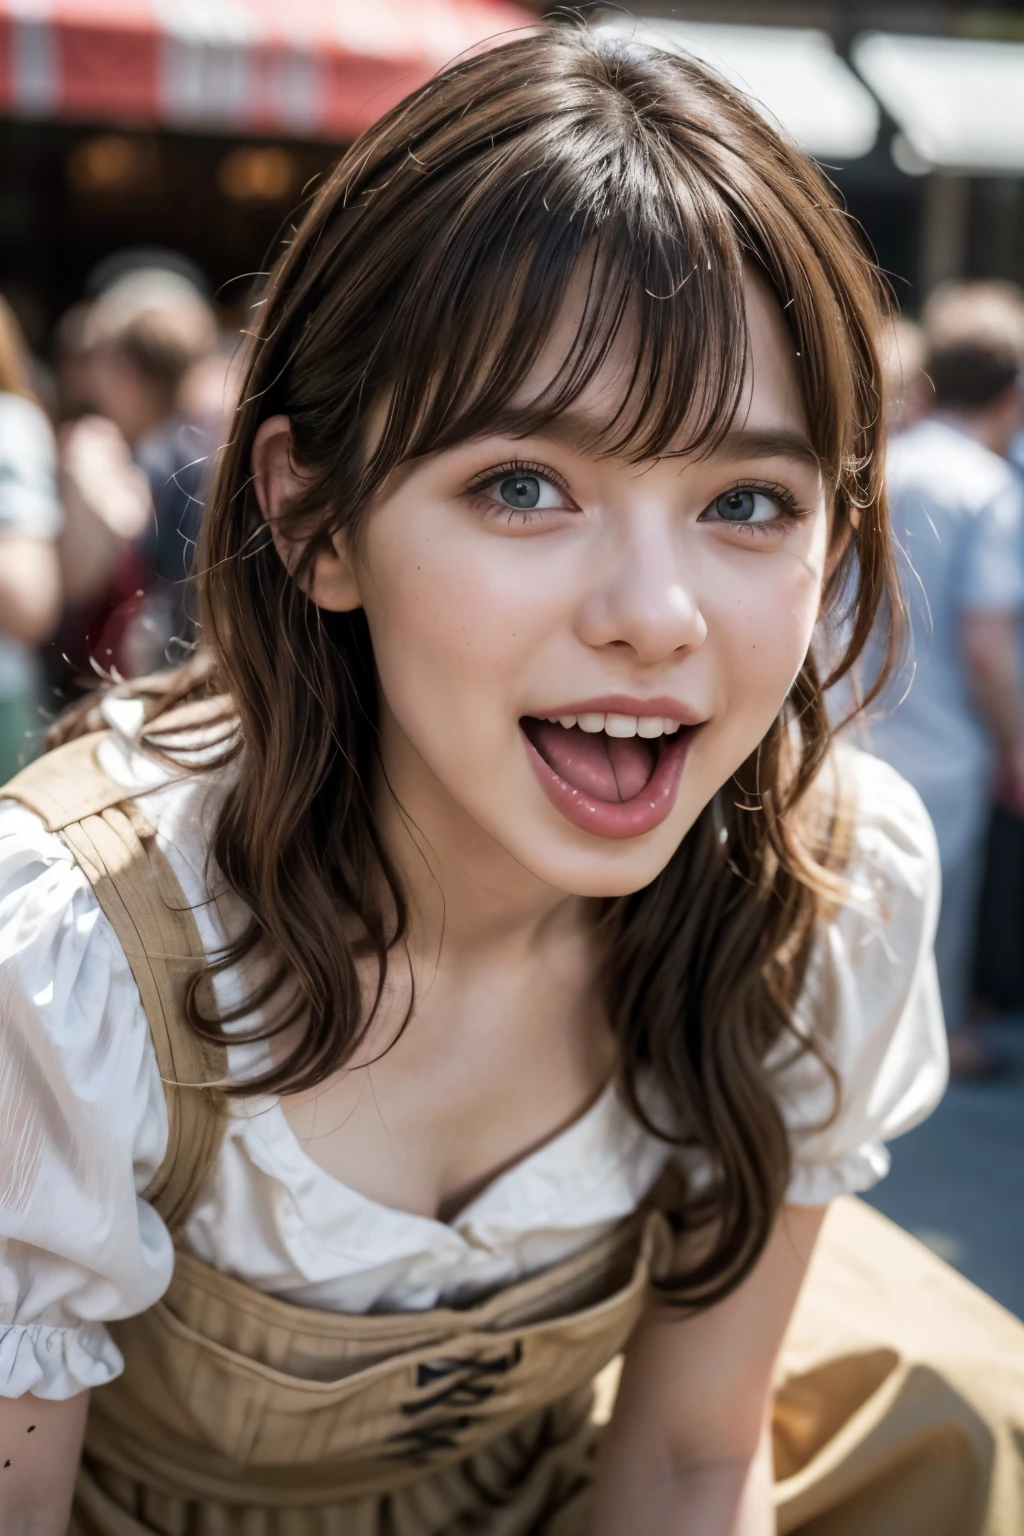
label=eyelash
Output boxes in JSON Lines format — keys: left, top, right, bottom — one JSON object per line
{"left": 703, "top": 480, "right": 808, "bottom": 537}
{"left": 464, "top": 459, "right": 573, "bottom": 522}
{"left": 463, "top": 462, "right": 809, "bottom": 531}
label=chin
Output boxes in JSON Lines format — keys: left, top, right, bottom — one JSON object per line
{"left": 499, "top": 810, "right": 698, "bottom": 900}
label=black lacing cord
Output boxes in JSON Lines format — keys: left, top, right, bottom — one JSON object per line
{"left": 384, "top": 1342, "right": 524, "bottom": 1465}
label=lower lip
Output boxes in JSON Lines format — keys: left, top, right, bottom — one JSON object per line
{"left": 521, "top": 724, "right": 697, "bottom": 840}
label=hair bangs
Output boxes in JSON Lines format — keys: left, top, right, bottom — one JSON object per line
{"left": 355, "top": 130, "right": 751, "bottom": 486}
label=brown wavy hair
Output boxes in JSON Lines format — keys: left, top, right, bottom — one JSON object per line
{"left": 67, "top": 24, "right": 901, "bottom": 1305}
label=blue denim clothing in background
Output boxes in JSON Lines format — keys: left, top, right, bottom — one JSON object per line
{"left": 861, "top": 417, "right": 1024, "bottom": 1028}
{"left": 132, "top": 416, "right": 212, "bottom": 667}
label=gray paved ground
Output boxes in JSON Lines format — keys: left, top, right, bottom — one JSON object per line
{"left": 864, "top": 1017, "right": 1024, "bottom": 1319}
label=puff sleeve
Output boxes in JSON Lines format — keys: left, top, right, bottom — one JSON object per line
{"left": 776, "top": 751, "right": 948, "bottom": 1205}
{"left": 0, "top": 800, "right": 173, "bottom": 1399}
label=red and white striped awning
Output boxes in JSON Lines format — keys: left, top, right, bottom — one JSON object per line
{"left": 0, "top": 0, "right": 532, "bottom": 139}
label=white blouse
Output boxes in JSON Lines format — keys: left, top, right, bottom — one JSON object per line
{"left": 0, "top": 713, "right": 947, "bottom": 1400}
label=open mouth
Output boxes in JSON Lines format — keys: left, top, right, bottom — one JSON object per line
{"left": 520, "top": 711, "right": 697, "bottom": 840}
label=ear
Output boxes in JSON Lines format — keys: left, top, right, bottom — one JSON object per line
{"left": 251, "top": 415, "right": 362, "bottom": 613}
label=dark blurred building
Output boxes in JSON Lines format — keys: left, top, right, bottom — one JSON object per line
{"left": 0, "top": 124, "right": 338, "bottom": 343}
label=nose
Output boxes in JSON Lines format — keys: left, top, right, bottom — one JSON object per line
{"left": 576, "top": 516, "right": 708, "bottom": 665}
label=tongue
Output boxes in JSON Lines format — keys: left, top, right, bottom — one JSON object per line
{"left": 527, "top": 720, "right": 655, "bottom": 801}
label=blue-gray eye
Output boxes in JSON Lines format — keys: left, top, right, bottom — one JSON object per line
{"left": 711, "top": 489, "right": 778, "bottom": 524}
{"left": 499, "top": 475, "right": 541, "bottom": 509}
{"left": 715, "top": 489, "right": 756, "bottom": 521}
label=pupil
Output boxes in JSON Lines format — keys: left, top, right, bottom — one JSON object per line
{"left": 500, "top": 474, "right": 540, "bottom": 509}
{"left": 717, "top": 490, "right": 755, "bottom": 521}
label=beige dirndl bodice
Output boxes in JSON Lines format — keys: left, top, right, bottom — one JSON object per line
{"left": 5, "top": 734, "right": 673, "bottom": 1536}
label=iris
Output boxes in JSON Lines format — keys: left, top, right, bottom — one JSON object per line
{"left": 715, "top": 489, "right": 756, "bottom": 521}
{"left": 498, "top": 475, "right": 541, "bottom": 509}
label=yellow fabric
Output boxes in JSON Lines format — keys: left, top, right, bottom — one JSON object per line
{"left": 72, "top": 1214, "right": 667, "bottom": 1534}
{"left": 773, "top": 1197, "right": 1024, "bottom": 1536}
{"left": 80, "top": 1210, "right": 668, "bottom": 1508}
{"left": 5, "top": 734, "right": 1024, "bottom": 1533}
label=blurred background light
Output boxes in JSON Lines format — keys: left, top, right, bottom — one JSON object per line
{"left": 217, "top": 146, "right": 299, "bottom": 204}
{"left": 66, "top": 135, "right": 158, "bottom": 197}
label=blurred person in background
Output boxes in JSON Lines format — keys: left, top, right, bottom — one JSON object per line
{"left": 172, "top": 332, "right": 244, "bottom": 608}
{"left": 55, "top": 410, "right": 154, "bottom": 673}
{"left": 54, "top": 266, "right": 220, "bottom": 686}
{"left": 863, "top": 285, "right": 1024, "bottom": 1077}
{"left": 52, "top": 300, "right": 99, "bottom": 420}
{"left": 83, "top": 267, "right": 219, "bottom": 453}
{"left": 0, "top": 297, "right": 63, "bottom": 780}
{"left": 879, "top": 315, "right": 931, "bottom": 436}
{"left": 955, "top": 286, "right": 1024, "bottom": 1021}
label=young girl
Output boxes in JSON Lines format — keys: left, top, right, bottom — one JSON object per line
{"left": 1, "top": 22, "right": 1022, "bottom": 1536}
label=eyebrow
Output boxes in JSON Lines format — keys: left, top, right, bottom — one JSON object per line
{"left": 474, "top": 411, "right": 823, "bottom": 472}
{"left": 485, "top": 406, "right": 606, "bottom": 454}
{"left": 705, "top": 428, "right": 823, "bottom": 473}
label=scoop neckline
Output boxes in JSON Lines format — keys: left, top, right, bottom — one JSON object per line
{"left": 240, "top": 1074, "right": 632, "bottom": 1240}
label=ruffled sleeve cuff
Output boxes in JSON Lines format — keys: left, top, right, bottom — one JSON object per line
{"left": 786, "top": 1145, "right": 890, "bottom": 1206}
{"left": 0, "top": 1323, "right": 124, "bottom": 1400}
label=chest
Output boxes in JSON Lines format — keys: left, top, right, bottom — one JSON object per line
{"left": 277, "top": 949, "right": 616, "bottom": 1223}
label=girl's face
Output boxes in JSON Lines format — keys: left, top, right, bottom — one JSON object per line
{"left": 262, "top": 272, "right": 835, "bottom": 899}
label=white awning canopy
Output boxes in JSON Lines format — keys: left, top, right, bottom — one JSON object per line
{"left": 853, "top": 32, "right": 1024, "bottom": 174}
{"left": 597, "top": 16, "right": 880, "bottom": 160}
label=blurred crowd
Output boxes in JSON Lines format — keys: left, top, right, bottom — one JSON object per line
{"left": 856, "top": 280, "right": 1024, "bottom": 1077}
{"left": 0, "top": 253, "right": 238, "bottom": 783}
{"left": 1, "top": 258, "right": 1024, "bottom": 1076}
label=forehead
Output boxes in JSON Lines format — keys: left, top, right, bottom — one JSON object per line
{"left": 506, "top": 264, "right": 808, "bottom": 456}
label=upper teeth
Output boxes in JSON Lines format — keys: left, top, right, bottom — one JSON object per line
{"left": 547, "top": 713, "right": 681, "bottom": 738}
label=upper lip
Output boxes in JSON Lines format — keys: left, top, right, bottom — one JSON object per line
{"left": 525, "top": 695, "right": 708, "bottom": 726}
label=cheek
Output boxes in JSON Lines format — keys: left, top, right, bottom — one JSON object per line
{"left": 357, "top": 513, "right": 562, "bottom": 736}
{"left": 707, "top": 547, "right": 823, "bottom": 713}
